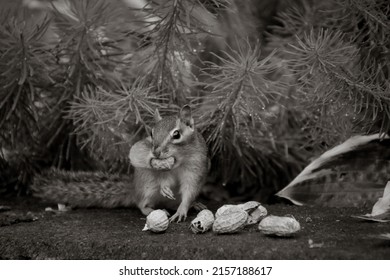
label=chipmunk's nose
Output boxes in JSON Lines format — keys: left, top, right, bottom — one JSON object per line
{"left": 152, "top": 147, "right": 161, "bottom": 158}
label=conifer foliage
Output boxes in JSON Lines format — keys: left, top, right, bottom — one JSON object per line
{"left": 0, "top": 0, "right": 389, "bottom": 200}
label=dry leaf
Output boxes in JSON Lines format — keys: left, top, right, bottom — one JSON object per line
{"left": 371, "top": 182, "right": 390, "bottom": 216}
{"left": 0, "top": 211, "right": 39, "bottom": 227}
{"left": 374, "top": 233, "right": 390, "bottom": 240}
{"left": 0, "top": 206, "right": 11, "bottom": 212}
{"left": 352, "top": 182, "right": 390, "bottom": 222}
{"left": 308, "top": 239, "right": 324, "bottom": 248}
{"left": 276, "top": 134, "right": 390, "bottom": 207}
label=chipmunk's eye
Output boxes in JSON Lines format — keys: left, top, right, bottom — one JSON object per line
{"left": 172, "top": 130, "right": 181, "bottom": 140}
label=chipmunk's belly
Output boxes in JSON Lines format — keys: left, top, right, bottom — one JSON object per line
{"left": 150, "top": 191, "right": 181, "bottom": 211}
{"left": 149, "top": 172, "right": 181, "bottom": 210}
{"left": 154, "top": 196, "right": 180, "bottom": 210}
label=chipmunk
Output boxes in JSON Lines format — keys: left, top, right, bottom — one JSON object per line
{"left": 32, "top": 105, "right": 209, "bottom": 222}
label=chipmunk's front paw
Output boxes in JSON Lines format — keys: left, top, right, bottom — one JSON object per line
{"left": 169, "top": 207, "right": 188, "bottom": 223}
{"left": 160, "top": 185, "right": 175, "bottom": 200}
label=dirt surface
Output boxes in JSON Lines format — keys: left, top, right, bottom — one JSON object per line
{"left": 0, "top": 196, "right": 389, "bottom": 260}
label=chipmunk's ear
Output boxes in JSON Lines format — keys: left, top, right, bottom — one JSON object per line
{"left": 154, "top": 108, "right": 162, "bottom": 122}
{"left": 179, "top": 104, "right": 194, "bottom": 128}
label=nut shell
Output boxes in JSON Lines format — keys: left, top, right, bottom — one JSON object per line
{"left": 238, "top": 201, "right": 267, "bottom": 224}
{"left": 142, "top": 209, "right": 169, "bottom": 233}
{"left": 150, "top": 157, "right": 175, "bottom": 170}
{"left": 238, "top": 201, "right": 261, "bottom": 212}
{"left": 215, "top": 204, "right": 238, "bottom": 218}
{"left": 213, "top": 208, "right": 248, "bottom": 234}
{"left": 190, "top": 209, "right": 214, "bottom": 234}
{"left": 246, "top": 205, "right": 267, "bottom": 224}
{"left": 258, "top": 215, "right": 300, "bottom": 236}
{"left": 216, "top": 202, "right": 267, "bottom": 225}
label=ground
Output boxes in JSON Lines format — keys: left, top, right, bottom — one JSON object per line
{"left": 0, "top": 196, "right": 389, "bottom": 260}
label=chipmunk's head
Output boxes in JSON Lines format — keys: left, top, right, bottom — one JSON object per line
{"left": 150, "top": 105, "right": 195, "bottom": 162}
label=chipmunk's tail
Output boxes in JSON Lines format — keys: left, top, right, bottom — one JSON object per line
{"left": 31, "top": 169, "right": 136, "bottom": 208}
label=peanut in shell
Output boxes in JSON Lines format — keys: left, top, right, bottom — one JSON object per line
{"left": 190, "top": 209, "right": 214, "bottom": 234}
{"left": 212, "top": 208, "right": 248, "bottom": 234}
{"left": 216, "top": 202, "right": 267, "bottom": 225}
{"left": 150, "top": 157, "right": 175, "bottom": 170}
{"left": 258, "top": 215, "right": 300, "bottom": 237}
{"left": 142, "top": 209, "right": 169, "bottom": 233}
{"left": 238, "top": 201, "right": 261, "bottom": 212}
{"left": 215, "top": 204, "right": 238, "bottom": 218}
{"left": 237, "top": 201, "right": 268, "bottom": 224}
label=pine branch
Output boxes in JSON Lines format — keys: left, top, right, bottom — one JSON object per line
{"left": 335, "top": 0, "right": 390, "bottom": 82}
{"left": 193, "top": 40, "right": 299, "bottom": 191}
{"left": 266, "top": 0, "right": 335, "bottom": 52}
{"left": 198, "top": 42, "right": 285, "bottom": 155}
{"left": 134, "top": 0, "right": 220, "bottom": 104}
{"left": 267, "top": 0, "right": 390, "bottom": 147}
{"left": 68, "top": 79, "right": 169, "bottom": 169}
{"left": 0, "top": 7, "right": 54, "bottom": 149}
{"left": 35, "top": 0, "right": 139, "bottom": 170}
{"left": 51, "top": 0, "right": 128, "bottom": 90}
{"left": 285, "top": 27, "right": 390, "bottom": 139}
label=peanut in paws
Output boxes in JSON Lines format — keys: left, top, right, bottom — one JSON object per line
{"left": 150, "top": 157, "right": 175, "bottom": 170}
